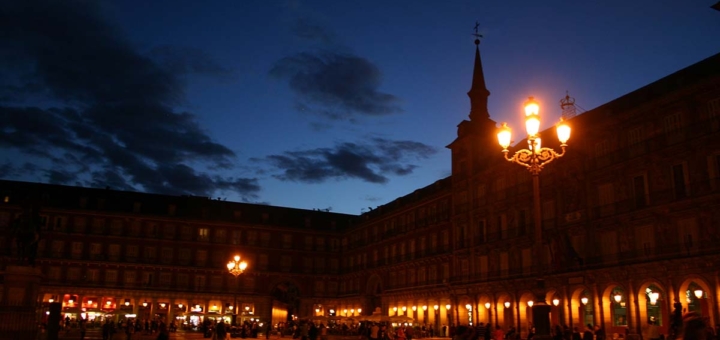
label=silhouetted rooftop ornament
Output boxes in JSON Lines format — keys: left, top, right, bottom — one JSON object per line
{"left": 473, "top": 21, "right": 483, "bottom": 45}
{"left": 560, "top": 91, "right": 577, "bottom": 120}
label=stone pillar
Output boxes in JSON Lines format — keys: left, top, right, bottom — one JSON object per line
{"left": 0, "top": 265, "right": 43, "bottom": 340}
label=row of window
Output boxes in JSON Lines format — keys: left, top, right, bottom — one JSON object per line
{"left": 348, "top": 199, "right": 451, "bottom": 246}
{"left": 42, "top": 265, "right": 359, "bottom": 295}
{"left": 38, "top": 239, "right": 342, "bottom": 271}
{"left": 0, "top": 212, "right": 342, "bottom": 251}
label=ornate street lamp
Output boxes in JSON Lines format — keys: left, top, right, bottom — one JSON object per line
{"left": 227, "top": 254, "right": 248, "bottom": 325}
{"left": 497, "top": 96, "right": 571, "bottom": 340}
{"left": 694, "top": 289, "right": 703, "bottom": 299}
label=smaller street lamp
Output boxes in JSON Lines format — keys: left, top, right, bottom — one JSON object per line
{"left": 614, "top": 293, "right": 622, "bottom": 303}
{"left": 227, "top": 255, "right": 248, "bottom": 325}
{"left": 504, "top": 301, "right": 511, "bottom": 309}
{"left": 580, "top": 297, "right": 588, "bottom": 305}
{"left": 527, "top": 301, "right": 534, "bottom": 307}
{"left": 552, "top": 299, "right": 560, "bottom": 307}
{"left": 694, "top": 289, "right": 703, "bottom": 299}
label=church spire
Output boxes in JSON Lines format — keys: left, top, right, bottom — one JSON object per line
{"left": 468, "top": 23, "right": 491, "bottom": 122}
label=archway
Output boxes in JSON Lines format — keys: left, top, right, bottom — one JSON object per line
{"left": 677, "top": 277, "right": 715, "bottom": 323}
{"left": 519, "top": 291, "right": 534, "bottom": 338}
{"left": 270, "top": 281, "right": 301, "bottom": 323}
{"left": 601, "top": 284, "right": 628, "bottom": 335}
{"left": 571, "top": 286, "right": 594, "bottom": 328}
{"left": 544, "top": 289, "right": 564, "bottom": 329}
{"left": 636, "top": 281, "right": 668, "bottom": 336}
{"left": 496, "top": 293, "right": 515, "bottom": 331}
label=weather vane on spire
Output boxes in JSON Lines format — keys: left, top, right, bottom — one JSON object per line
{"left": 473, "top": 21, "right": 483, "bottom": 39}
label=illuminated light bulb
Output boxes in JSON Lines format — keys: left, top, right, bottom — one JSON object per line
{"left": 556, "top": 118, "right": 571, "bottom": 144}
{"left": 497, "top": 123, "right": 512, "bottom": 150}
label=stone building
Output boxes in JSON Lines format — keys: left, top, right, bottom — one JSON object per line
{"left": 1, "top": 40, "right": 719, "bottom": 338}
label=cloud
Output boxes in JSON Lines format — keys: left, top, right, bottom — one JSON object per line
{"left": 0, "top": 1, "right": 260, "bottom": 201}
{"left": 258, "top": 138, "right": 436, "bottom": 184}
{"left": 270, "top": 20, "right": 402, "bottom": 121}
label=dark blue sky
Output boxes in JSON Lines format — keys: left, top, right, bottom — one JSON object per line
{"left": 1, "top": 1, "right": 719, "bottom": 214}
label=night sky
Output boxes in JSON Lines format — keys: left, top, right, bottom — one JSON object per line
{"left": 1, "top": 1, "right": 719, "bottom": 215}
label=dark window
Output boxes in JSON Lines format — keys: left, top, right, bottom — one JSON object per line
{"left": 518, "top": 210, "right": 527, "bottom": 236}
{"left": 672, "top": 164, "right": 687, "bottom": 199}
{"left": 633, "top": 175, "right": 647, "bottom": 208}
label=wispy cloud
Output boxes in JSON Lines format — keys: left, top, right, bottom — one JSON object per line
{"left": 257, "top": 138, "right": 436, "bottom": 184}
{"left": 270, "top": 20, "right": 402, "bottom": 121}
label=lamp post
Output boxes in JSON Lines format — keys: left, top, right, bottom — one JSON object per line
{"left": 433, "top": 305, "right": 439, "bottom": 337}
{"left": 445, "top": 304, "right": 452, "bottom": 334}
{"left": 484, "top": 302, "right": 491, "bottom": 324}
{"left": 227, "top": 255, "right": 248, "bottom": 326}
{"left": 497, "top": 97, "right": 571, "bottom": 340}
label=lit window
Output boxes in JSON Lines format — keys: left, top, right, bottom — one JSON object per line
{"left": 198, "top": 228, "right": 209, "bottom": 241}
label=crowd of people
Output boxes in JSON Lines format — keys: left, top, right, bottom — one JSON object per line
{"left": 43, "top": 311, "right": 720, "bottom": 340}
{"left": 50, "top": 315, "right": 171, "bottom": 340}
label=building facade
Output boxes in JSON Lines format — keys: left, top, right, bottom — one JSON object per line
{"left": 1, "top": 41, "right": 719, "bottom": 338}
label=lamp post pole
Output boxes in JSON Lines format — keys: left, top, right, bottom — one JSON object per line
{"left": 227, "top": 255, "right": 248, "bottom": 327}
{"left": 497, "top": 97, "right": 571, "bottom": 340}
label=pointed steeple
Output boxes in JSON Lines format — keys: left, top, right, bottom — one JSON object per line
{"left": 468, "top": 38, "right": 491, "bottom": 121}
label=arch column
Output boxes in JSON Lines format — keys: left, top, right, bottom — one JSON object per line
{"left": 593, "top": 284, "right": 602, "bottom": 328}
{"left": 629, "top": 280, "right": 641, "bottom": 335}
{"left": 564, "top": 287, "right": 572, "bottom": 329}
{"left": 714, "top": 271, "right": 720, "bottom": 326}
